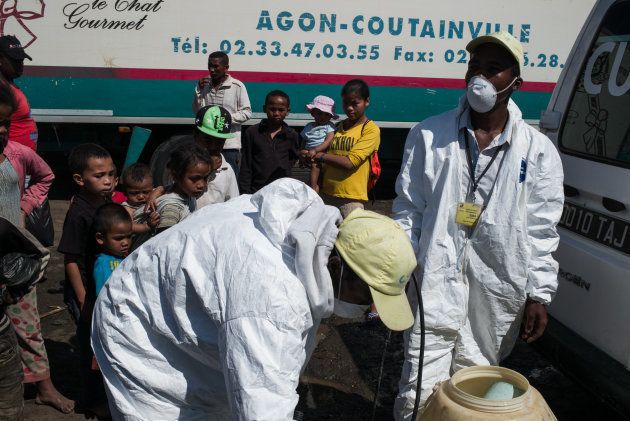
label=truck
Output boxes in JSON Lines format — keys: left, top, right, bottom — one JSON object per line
{"left": 538, "top": 0, "right": 630, "bottom": 417}
{"left": 14, "top": 0, "right": 594, "bottom": 192}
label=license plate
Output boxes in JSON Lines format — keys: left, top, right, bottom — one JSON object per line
{"left": 559, "top": 201, "right": 630, "bottom": 255}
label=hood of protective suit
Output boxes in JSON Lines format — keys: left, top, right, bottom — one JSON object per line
{"left": 251, "top": 180, "right": 340, "bottom": 321}
{"left": 92, "top": 179, "right": 341, "bottom": 421}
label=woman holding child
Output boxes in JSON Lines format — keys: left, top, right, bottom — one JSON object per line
{"left": 304, "top": 79, "right": 381, "bottom": 219}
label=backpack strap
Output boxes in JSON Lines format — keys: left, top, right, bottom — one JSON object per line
{"left": 361, "top": 119, "right": 371, "bottom": 137}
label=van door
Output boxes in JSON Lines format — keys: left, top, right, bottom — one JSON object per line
{"left": 542, "top": 0, "right": 630, "bottom": 369}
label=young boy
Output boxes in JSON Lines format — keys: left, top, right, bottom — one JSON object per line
{"left": 238, "top": 90, "right": 300, "bottom": 194}
{"left": 121, "top": 163, "right": 159, "bottom": 242}
{"left": 57, "top": 143, "right": 114, "bottom": 417}
{"left": 93, "top": 203, "right": 132, "bottom": 296}
{"left": 58, "top": 143, "right": 115, "bottom": 321}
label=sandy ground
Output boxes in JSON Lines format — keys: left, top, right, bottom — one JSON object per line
{"left": 23, "top": 198, "right": 619, "bottom": 420}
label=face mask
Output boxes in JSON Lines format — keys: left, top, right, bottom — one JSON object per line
{"left": 466, "top": 75, "right": 517, "bottom": 113}
{"left": 332, "top": 260, "right": 370, "bottom": 319}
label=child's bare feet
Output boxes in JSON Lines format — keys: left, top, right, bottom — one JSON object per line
{"left": 35, "top": 377, "right": 75, "bottom": 414}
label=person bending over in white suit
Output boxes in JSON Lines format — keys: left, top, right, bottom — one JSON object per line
{"left": 91, "top": 178, "right": 417, "bottom": 420}
{"left": 392, "top": 31, "right": 564, "bottom": 419}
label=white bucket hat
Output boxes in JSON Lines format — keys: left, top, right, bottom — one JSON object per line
{"left": 306, "top": 95, "right": 339, "bottom": 120}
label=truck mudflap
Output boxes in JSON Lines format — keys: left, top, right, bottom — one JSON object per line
{"left": 535, "top": 316, "right": 630, "bottom": 419}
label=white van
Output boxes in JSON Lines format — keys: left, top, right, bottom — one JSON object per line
{"left": 538, "top": 0, "right": 630, "bottom": 416}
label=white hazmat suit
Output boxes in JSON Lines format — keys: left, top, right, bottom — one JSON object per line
{"left": 392, "top": 98, "right": 564, "bottom": 419}
{"left": 92, "top": 179, "right": 341, "bottom": 420}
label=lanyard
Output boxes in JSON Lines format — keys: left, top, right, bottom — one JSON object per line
{"left": 464, "top": 130, "right": 504, "bottom": 201}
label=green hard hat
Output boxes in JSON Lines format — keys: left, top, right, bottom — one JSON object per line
{"left": 194, "top": 105, "right": 235, "bottom": 139}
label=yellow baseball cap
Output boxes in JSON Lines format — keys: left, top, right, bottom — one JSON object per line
{"left": 335, "top": 210, "right": 417, "bottom": 331}
{"left": 466, "top": 31, "right": 524, "bottom": 72}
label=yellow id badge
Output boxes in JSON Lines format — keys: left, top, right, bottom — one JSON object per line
{"left": 455, "top": 202, "right": 483, "bottom": 227}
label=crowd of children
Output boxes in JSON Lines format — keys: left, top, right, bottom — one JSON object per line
{"left": 1, "top": 39, "right": 381, "bottom": 416}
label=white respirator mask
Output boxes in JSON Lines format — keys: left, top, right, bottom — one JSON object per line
{"left": 333, "top": 260, "right": 369, "bottom": 319}
{"left": 466, "top": 75, "right": 518, "bottom": 113}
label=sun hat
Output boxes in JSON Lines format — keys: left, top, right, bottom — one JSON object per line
{"left": 306, "top": 95, "right": 339, "bottom": 120}
{"left": 466, "top": 31, "right": 524, "bottom": 73}
{"left": 335, "top": 210, "right": 417, "bottom": 331}
{"left": 0, "top": 35, "right": 31, "bottom": 61}
{"left": 194, "top": 105, "right": 235, "bottom": 139}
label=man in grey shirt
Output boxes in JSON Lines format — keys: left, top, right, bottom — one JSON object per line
{"left": 193, "top": 51, "right": 251, "bottom": 178}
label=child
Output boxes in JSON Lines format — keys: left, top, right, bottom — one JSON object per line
{"left": 110, "top": 171, "right": 127, "bottom": 204}
{"left": 93, "top": 203, "right": 132, "bottom": 296}
{"left": 311, "top": 79, "right": 380, "bottom": 219}
{"left": 57, "top": 142, "right": 115, "bottom": 417}
{"left": 133, "top": 144, "right": 212, "bottom": 248}
{"left": 121, "top": 163, "right": 152, "bottom": 215}
{"left": 238, "top": 90, "right": 300, "bottom": 194}
{"left": 300, "top": 95, "right": 338, "bottom": 192}
{"left": 58, "top": 143, "right": 115, "bottom": 321}
{"left": 145, "top": 106, "right": 239, "bottom": 211}
{"left": 120, "top": 163, "right": 159, "bottom": 244}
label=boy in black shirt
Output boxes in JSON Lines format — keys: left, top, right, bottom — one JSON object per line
{"left": 57, "top": 143, "right": 114, "bottom": 417}
{"left": 238, "top": 90, "right": 300, "bottom": 193}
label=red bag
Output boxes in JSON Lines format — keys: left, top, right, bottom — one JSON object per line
{"left": 360, "top": 120, "right": 380, "bottom": 191}
{"left": 368, "top": 150, "right": 381, "bottom": 192}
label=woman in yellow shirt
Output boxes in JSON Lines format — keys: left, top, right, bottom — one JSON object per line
{"left": 312, "top": 79, "right": 380, "bottom": 218}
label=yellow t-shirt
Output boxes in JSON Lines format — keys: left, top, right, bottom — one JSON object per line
{"left": 322, "top": 120, "right": 380, "bottom": 201}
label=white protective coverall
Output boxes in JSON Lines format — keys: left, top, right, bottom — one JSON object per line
{"left": 392, "top": 98, "right": 564, "bottom": 419}
{"left": 92, "top": 179, "right": 341, "bottom": 420}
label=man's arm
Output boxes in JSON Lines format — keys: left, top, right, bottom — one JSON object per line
{"left": 231, "top": 82, "right": 252, "bottom": 124}
{"left": 220, "top": 317, "right": 305, "bottom": 420}
{"left": 522, "top": 141, "right": 564, "bottom": 342}
{"left": 192, "top": 78, "right": 210, "bottom": 113}
{"left": 392, "top": 124, "right": 428, "bottom": 253}
{"left": 525, "top": 144, "right": 564, "bottom": 304}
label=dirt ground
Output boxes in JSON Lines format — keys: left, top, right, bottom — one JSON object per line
{"left": 23, "top": 198, "right": 619, "bottom": 420}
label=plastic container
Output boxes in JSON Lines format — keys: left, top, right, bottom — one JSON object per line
{"left": 420, "top": 366, "right": 557, "bottom": 420}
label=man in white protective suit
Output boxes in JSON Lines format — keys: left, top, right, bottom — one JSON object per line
{"left": 91, "top": 178, "right": 417, "bottom": 420}
{"left": 392, "top": 31, "right": 564, "bottom": 419}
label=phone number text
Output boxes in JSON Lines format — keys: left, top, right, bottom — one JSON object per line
{"left": 220, "top": 39, "right": 381, "bottom": 60}
{"left": 170, "top": 37, "right": 565, "bottom": 68}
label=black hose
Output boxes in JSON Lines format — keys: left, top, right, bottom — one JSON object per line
{"left": 370, "top": 329, "right": 392, "bottom": 421}
{"left": 410, "top": 273, "right": 425, "bottom": 421}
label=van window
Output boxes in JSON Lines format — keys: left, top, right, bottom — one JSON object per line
{"left": 559, "top": 0, "right": 630, "bottom": 167}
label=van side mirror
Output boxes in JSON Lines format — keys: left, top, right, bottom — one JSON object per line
{"left": 539, "top": 111, "right": 562, "bottom": 131}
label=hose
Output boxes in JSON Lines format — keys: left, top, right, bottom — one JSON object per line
{"left": 371, "top": 329, "right": 392, "bottom": 421}
{"left": 410, "top": 273, "right": 425, "bottom": 421}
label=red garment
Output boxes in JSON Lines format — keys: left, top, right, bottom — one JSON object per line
{"left": 9, "top": 84, "right": 38, "bottom": 151}
{"left": 112, "top": 191, "right": 127, "bottom": 204}
{"left": 3, "top": 141, "right": 54, "bottom": 214}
